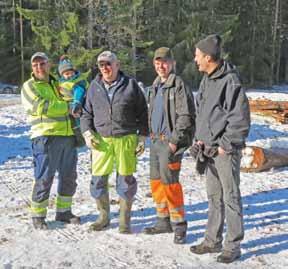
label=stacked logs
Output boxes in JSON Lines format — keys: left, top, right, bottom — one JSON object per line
{"left": 249, "top": 99, "right": 288, "bottom": 124}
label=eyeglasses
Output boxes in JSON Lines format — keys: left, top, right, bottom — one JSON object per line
{"left": 32, "top": 62, "right": 47, "bottom": 68}
{"left": 98, "top": 62, "right": 112, "bottom": 68}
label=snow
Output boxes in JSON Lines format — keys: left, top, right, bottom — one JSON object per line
{"left": 0, "top": 93, "right": 287, "bottom": 269}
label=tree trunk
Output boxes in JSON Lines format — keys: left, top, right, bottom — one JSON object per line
{"left": 87, "top": 0, "right": 94, "bottom": 49}
{"left": 271, "top": 0, "right": 281, "bottom": 85}
{"left": 19, "top": 0, "right": 24, "bottom": 84}
{"left": 131, "top": 3, "right": 137, "bottom": 77}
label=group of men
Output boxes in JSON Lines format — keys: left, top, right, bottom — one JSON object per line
{"left": 21, "top": 34, "right": 250, "bottom": 264}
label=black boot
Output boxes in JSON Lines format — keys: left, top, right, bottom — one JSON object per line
{"left": 174, "top": 221, "right": 187, "bottom": 244}
{"left": 143, "top": 217, "right": 173, "bottom": 234}
{"left": 55, "top": 211, "right": 81, "bottom": 224}
{"left": 217, "top": 250, "right": 241, "bottom": 263}
{"left": 32, "top": 217, "right": 48, "bottom": 230}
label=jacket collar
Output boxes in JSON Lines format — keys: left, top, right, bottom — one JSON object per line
{"left": 31, "top": 73, "right": 56, "bottom": 84}
{"left": 152, "top": 73, "right": 176, "bottom": 89}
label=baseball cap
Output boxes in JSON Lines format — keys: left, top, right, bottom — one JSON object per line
{"left": 153, "top": 47, "right": 173, "bottom": 61}
{"left": 31, "top": 52, "right": 49, "bottom": 63}
{"left": 97, "top": 51, "right": 118, "bottom": 63}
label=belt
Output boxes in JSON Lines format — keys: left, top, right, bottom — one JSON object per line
{"left": 150, "top": 133, "right": 166, "bottom": 141}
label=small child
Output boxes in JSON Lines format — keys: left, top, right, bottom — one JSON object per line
{"left": 58, "top": 56, "right": 88, "bottom": 147}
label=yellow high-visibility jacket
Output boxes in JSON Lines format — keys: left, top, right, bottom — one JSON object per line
{"left": 21, "top": 74, "right": 73, "bottom": 139}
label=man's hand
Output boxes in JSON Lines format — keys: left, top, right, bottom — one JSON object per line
{"left": 70, "top": 101, "right": 82, "bottom": 118}
{"left": 135, "top": 135, "right": 146, "bottom": 156}
{"left": 218, "top": 146, "right": 226, "bottom": 156}
{"left": 168, "top": 142, "right": 177, "bottom": 154}
{"left": 82, "top": 130, "right": 100, "bottom": 149}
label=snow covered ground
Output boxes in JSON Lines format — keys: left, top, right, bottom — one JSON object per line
{"left": 0, "top": 92, "right": 287, "bottom": 269}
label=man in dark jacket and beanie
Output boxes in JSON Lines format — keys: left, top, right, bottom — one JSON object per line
{"left": 189, "top": 34, "right": 250, "bottom": 263}
{"left": 143, "top": 47, "right": 195, "bottom": 244}
{"left": 80, "top": 51, "right": 148, "bottom": 234}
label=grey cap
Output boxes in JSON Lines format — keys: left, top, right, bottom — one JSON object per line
{"left": 195, "top": 34, "right": 222, "bottom": 59}
{"left": 31, "top": 52, "right": 48, "bottom": 63}
{"left": 97, "top": 51, "right": 118, "bottom": 63}
{"left": 153, "top": 47, "right": 173, "bottom": 61}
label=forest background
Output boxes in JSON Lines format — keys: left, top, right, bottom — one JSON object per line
{"left": 1, "top": 0, "right": 288, "bottom": 89}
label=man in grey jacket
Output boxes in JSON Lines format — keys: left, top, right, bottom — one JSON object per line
{"left": 189, "top": 35, "right": 250, "bottom": 263}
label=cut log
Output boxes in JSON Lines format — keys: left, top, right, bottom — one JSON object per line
{"left": 241, "top": 146, "right": 288, "bottom": 172}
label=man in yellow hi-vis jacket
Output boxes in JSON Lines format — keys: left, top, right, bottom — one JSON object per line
{"left": 21, "top": 52, "right": 80, "bottom": 229}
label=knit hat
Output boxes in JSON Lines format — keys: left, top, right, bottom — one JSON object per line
{"left": 153, "top": 47, "right": 173, "bottom": 61}
{"left": 58, "top": 56, "right": 74, "bottom": 75}
{"left": 31, "top": 52, "right": 48, "bottom": 63}
{"left": 97, "top": 51, "right": 118, "bottom": 63}
{"left": 195, "top": 34, "right": 222, "bottom": 59}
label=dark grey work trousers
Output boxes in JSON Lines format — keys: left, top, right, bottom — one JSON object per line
{"left": 204, "top": 150, "right": 244, "bottom": 252}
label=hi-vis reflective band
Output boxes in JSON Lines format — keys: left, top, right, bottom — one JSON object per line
{"left": 23, "top": 80, "right": 51, "bottom": 115}
{"left": 56, "top": 195, "right": 72, "bottom": 212}
{"left": 156, "top": 202, "right": 168, "bottom": 209}
{"left": 30, "top": 116, "right": 68, "bottom": 125}
{"left": 22, "top": 83, "right": 42, "bottom": 114}
{"left": 27, "top": 80, "right": 41, "bottom": 99}
{"left": 30, "top": 199, "right": 49, "bottom": 217}
{"left": 170, "top": 206, "right": 184, "bottom": 214}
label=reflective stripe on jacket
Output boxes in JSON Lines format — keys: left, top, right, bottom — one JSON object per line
{"left": 21, "top": 75, "right": 73, "bottom": 138}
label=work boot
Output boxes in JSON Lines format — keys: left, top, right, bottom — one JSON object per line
{"left": 173, "top": 221, "right": 187, "bottom": 244}
{"left": 89, "top": 194, "right": 110, "bottom": 231}
{"left": 190, "top": 241, "right": 222, "bottom": 254}
{"left": 217, "top": 249, "right": 241, "bottom": 263}
{"left": 119, "top": 198, "right": 133, "bottom": 234}
{"left": 55, "top": 211, "right": 81, "bottom": 224}
{"left": 143, "top": 217, "right": 173, "bottom": 234}
{"left": 32, "top": 217, "right": 48, "bottom": 230}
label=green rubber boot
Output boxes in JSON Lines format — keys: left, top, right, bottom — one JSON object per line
{"left": 89, "top": 194, "right": 110, "bottom": 231}
{"left": 119, "top": 198, "right": 133, "bottom": 234}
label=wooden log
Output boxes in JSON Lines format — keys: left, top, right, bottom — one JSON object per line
{"left": 241, "top": 146, "right": 288, "bottom": 172}
{"left": 252, "top": 110, "right": 288, "bottom": 123}
{"left": 249, "top": 99, "right": 288, "bottom": 123}
{"left": 249, "top": 99, "right": 288, "bottom": 111}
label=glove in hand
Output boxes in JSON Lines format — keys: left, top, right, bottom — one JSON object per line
{"left": 190, "top": 143, "right": 202, "bottom": 159}
{"left": 82, "top": 130, "right": 100, "bottom": 149}
{"left": 135, "top": 136, "right": 146, "bottom": 156}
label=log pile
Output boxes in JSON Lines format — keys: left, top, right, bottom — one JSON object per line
{"left": 249, "top": 99, "right": 288, "bottom": 123}
{"left": 241, "top": 146, "right": 288, "bottom": 172}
